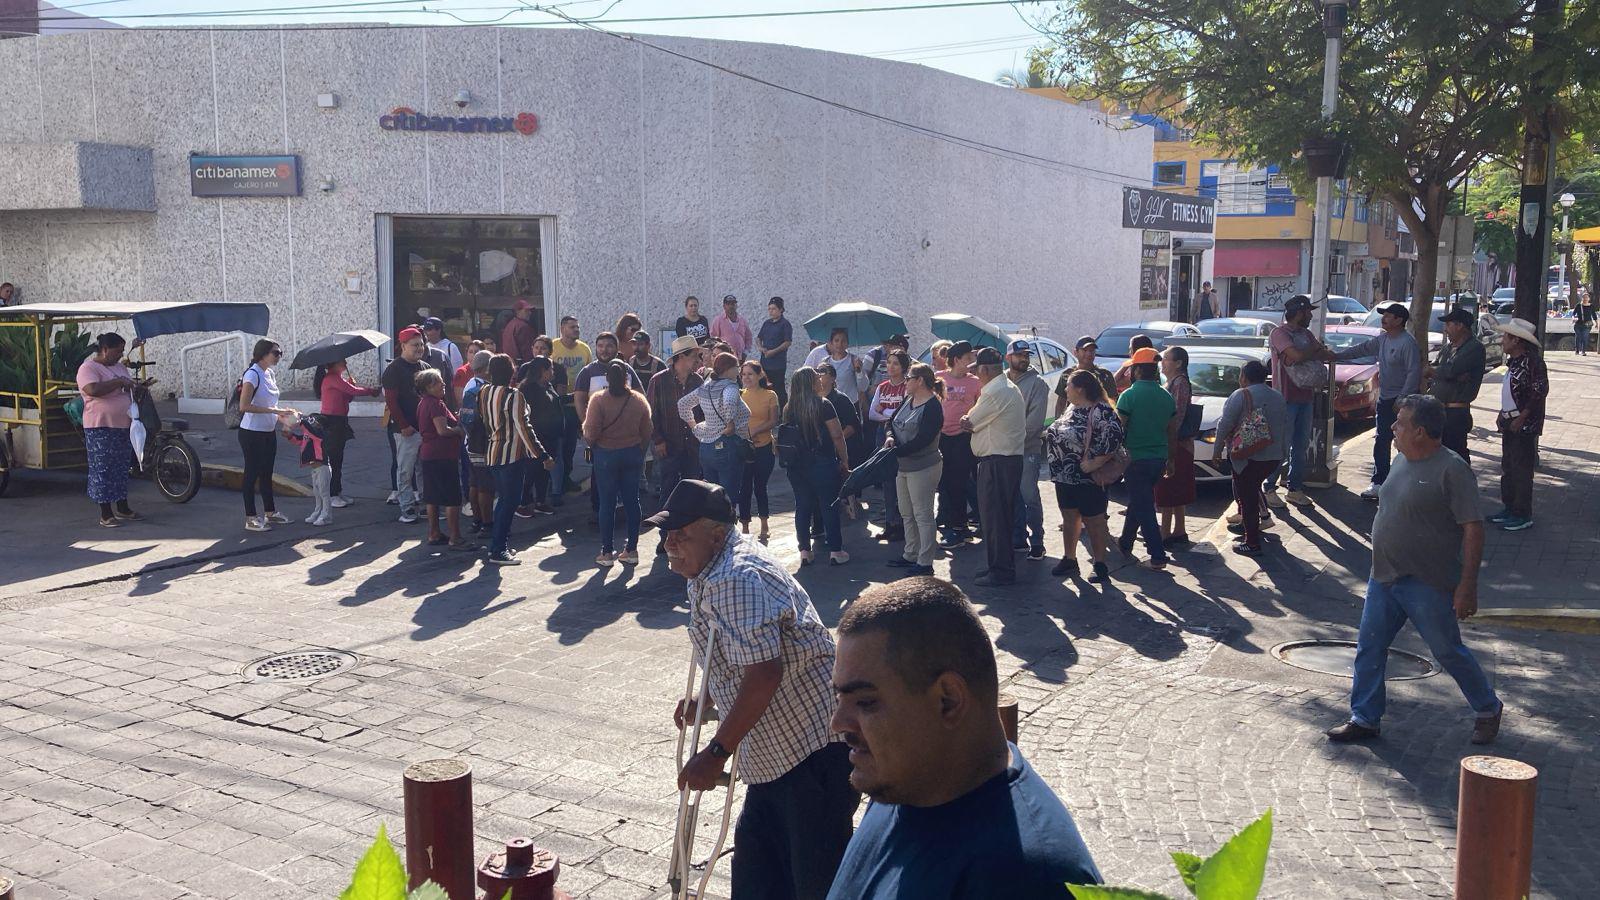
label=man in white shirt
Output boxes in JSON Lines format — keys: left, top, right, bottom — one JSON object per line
{"left": 962, "top": 347, "right": 1026, "bottom": 586}
{"left": 422, "top": 317, "right": 464, "bottom": 373}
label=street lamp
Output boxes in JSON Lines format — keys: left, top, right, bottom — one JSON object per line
{"left": 1305, "top": 0, "right": 1349, "bottom": 488}
{"left": 1556, "top": 191, "right": 1576, "bottom": 308}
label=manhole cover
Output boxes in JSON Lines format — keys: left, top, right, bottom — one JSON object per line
{"left": 244, "top": 650, "right": 358, "bottom": 682}
{"left": 1271, "top": 640, "right": 1437, "bottom": 681}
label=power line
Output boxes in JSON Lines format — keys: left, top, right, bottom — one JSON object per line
{"left": 18, "top": 0, "right": 1043, "bottom": 25}
{"left": 869, "top": 31, "right": 1036, "bottom": 56}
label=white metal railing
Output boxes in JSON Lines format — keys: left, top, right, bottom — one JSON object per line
{"left": 180, "top": 332, "right": 249, "bottom": 400}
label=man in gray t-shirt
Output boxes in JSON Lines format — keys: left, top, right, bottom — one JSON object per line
{"left": 1333, "top": 301, "right": 1422, "bottom": 498}
{"left": 1326, "top": 395, "right": 1502, "bottom": 747}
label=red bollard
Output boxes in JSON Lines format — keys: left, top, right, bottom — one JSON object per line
{"left": 1455, "top": 755, "right": 1537, "bottom": 900}
{"left": 998, "top": 694, "right": 1019, "bottom": 744}
{"left": 403, "top": 759, "right": 477, "bottom": 900}
{"left": 478, "top": 838, "right": 568, "bottom": 900}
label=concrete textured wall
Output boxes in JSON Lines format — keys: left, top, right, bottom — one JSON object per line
{"left": 0, "top": 26, "right": 1150, "bottom": 396}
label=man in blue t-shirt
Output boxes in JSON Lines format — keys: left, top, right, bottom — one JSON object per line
{"left": 827, "top": 578, "right": 1102, "bottom": 899}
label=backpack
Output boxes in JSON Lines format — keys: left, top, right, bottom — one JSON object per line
{"left": 1228, "top": 389, "right": 1274, "bottom": 459}
{"left": 775, "top": 422, "right": 804, "bottom": 469}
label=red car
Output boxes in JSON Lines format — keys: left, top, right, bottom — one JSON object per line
{"left": 1322, "top": 326, "right": 1384, "bottom": 420}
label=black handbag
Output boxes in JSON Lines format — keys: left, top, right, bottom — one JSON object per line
{"left": 1178, "top": 402, "right": 1203, "bottom": 440}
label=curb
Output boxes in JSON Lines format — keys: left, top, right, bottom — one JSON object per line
{"left": 200, "top": 464, "right": 313, "bottom": 498}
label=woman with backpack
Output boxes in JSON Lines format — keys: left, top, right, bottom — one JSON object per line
{"left": 781, "top": 367, "right": 852, "bottom": 567}
{"left": 314, "top": 358, "right": 380, "bottom": 509}
{"left": 237, "top": 339, "right": 295, "bottom": 532}
{"left": 1044, "top": 369, "right": 1125, "bottom": 583}
{"left": 583, "top": 361, "right": 653, "bottom": 567}
{"left": 481, "top": 354, "right": 554, "bottom": 566}
{"left": 1213, "top": 360, "right": 1288, "bottom": 556}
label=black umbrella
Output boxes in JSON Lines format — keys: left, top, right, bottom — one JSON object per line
{"left": 836, "top": 445, "right": 898, "bottom": 505}
{"left": 289, "top": 330, "right": 392, "bottom": 370}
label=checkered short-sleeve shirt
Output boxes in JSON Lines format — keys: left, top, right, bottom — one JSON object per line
{"left": 687, "top": 530, "right": 840, "bottom": 784}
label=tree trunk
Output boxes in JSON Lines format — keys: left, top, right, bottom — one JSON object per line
{"left": 1394, "top": 183, "right": 1447, "bottom": 348}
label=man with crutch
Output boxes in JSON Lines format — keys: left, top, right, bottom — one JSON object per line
{"left": 648, "top": 479, "right": 859, "bottom": 899}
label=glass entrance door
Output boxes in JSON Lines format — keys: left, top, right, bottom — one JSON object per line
{"left": 393, "top": 217, "right": 544, "bottom": 355}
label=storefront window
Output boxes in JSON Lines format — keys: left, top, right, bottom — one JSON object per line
{"left": 393, "top": 217, "right": 544, "bottom": 353}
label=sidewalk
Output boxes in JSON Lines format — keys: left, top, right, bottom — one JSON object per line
{"left": 1, "top": 371, "right": 1596, "bottom": 898}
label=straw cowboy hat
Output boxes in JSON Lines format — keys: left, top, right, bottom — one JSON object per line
{"left": 1494, "top": 317, "right": 1539, "bottom": 346}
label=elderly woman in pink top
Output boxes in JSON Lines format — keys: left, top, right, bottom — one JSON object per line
{"left": 314, "top": 359, "right": 380, "bottom": 507}
{"left": 76, "top": 333, "right": 143, "bottom": 527}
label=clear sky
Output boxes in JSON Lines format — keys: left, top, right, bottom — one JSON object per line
{"left": 51, "top": 0, "right": 1055, "bottom": 84}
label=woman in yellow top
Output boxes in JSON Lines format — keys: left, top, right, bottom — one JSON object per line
{"left": 739, "top": 361, "right": 780, "bottom": 541}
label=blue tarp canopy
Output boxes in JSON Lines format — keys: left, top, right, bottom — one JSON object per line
{"left": 0, "top": 301, "right": 271, "bottom": 339}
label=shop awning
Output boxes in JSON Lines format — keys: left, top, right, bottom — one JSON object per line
{"left": 1574, "top": 225, "right": 1600, "bottom": 244}
{"left": 1214, "top": 241, "right": 1301, "bottom": 278}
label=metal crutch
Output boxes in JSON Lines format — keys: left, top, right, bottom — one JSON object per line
{"left": 667, "top": 621, "right": 741, "bottom": 900}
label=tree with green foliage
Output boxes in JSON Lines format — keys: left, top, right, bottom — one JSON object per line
{"left": 1032, "top": 0, "right": 1600, "bottom": 340}
{"left": 1467, "top": 135, "right": 1600, "bottom": 289}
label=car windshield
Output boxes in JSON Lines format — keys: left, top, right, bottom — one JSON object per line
{"left": 1362, "top": 308, "right": 1446, "bottom": 332}
{"left": 1187, "top": 359, "right": 1245, "bottom": 397}
{"left": 1323, "top": 332, "right": 1374, "bottom": 353}
{"left": 1327, "top": 297, "right": 1366, "bottom": 313}
{"left": 1492, "top": 288, "right": 1516, "bottom": 299}
{"left": 1095, "top": 328, "right": 1165, "bottom": 357}
{"left": 1197, "top": 320, "right": 1257, "bottom": 336}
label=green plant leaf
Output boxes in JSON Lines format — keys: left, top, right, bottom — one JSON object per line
{"left": 1068, "top": 886, "right": 1175, "bottom": 900}
{"left": 406, "top": 883, "right": 449, "bottom": 900}
{"left": 340, "top": 823, "right": 409, "bottom": 900}
{"left": 1193, "top": 809, "right": 1273, "bottom": 900}
{"left": 1170, "top": 851, "right": 1204, "bottom": 895}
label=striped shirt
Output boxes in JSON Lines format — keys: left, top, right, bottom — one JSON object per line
{"left": 480, "top": 384, "right": 545, "bottom": 466}
{"left": 687, "top": 530, "right": 839, "bottom": 784}
{"left": 678, "top": 377, "right": 751, "bottom": 445}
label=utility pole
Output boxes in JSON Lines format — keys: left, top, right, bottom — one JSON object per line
{"left": 1305, "top": 0, "right": 1348, "bottom": 487}
{"left": 1513, "top": 0, "right": 1565, "bottom": 342}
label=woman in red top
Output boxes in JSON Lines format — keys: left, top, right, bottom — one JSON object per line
{"left": 315, "top": 359, "right": 380, "bottom": 508}
{"left": 416, "top": 369, "right": 475, "bottom": 550}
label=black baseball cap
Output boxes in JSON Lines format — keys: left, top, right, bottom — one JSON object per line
{"left": 421, "top": 316, "right": 445, "bottom": 331}
{"left": 1375, "top": 300, "right": 1412, "bottom": 321}
{"left": 1074, "top": 335, "right": 1098, "bottom": 351}
{"left": 632, "top": 330, "right": 651, "bottom": 343}
{"left": 645, "top": 479, "right": 736, "bottom": 532}
{"left": 974, "top": 347, "right": 1004, "bottom": 366}
{"left": 1284, "top": 295, "right": 1319, "bottom": 313}
{"left": 946, "top": 340, "right": 975, "bottom": 360}
{"left": 1439, "top": 307, "right": 1476, "bottom": 325}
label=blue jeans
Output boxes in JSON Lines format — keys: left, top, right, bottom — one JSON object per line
{"left": 1350, "top": 576, "right": 1500, "bottom": 729}
{"left": 593, "top": 445, "right": 645, "bottom": 553}
{"left": 1012, "top": 452, "right": 1045, "bottom": 551}
{"left": 790, "top": 456, "right": 842, "bottom": 552}
{"left": 489, "top": 463, "right": 524, "bottom": 555}
{"left": 1119, "top": 457, "right": 1167, "bottom": 564}
{"left": 1373, "top": 397, "right": 1397, "bottom": 485}
{"left": 699, "top": 439, "right": 745, "bottom": 503}
{"left": 1265, "top": 401, "right": 1313, "bottom": 492}
{"left": 559, "top": 407, "right": 579, "bottom": 496}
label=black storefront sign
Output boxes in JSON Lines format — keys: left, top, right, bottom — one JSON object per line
{"left": 1122, "top": 186, "right": 1215, "bottom": 233}
{"left": 189, "top": 155, "right": 302, "bottom": 197}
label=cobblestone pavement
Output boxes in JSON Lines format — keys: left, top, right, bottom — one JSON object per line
{"left": 3, "top": 360, "right": 1598, "bottom": 899}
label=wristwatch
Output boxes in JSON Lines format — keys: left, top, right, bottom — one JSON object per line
{"left": 706, "top": 739, "right": 732, "bottom": 760}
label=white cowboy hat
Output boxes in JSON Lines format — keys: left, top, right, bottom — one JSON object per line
{"left": 667, "top": 334, "right": 701, "bottom": 359}
{"left": 1494, "top": 317, "right": 1539, "bottom": 346}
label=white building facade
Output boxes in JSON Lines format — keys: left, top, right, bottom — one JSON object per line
{"left": 0, "top": 25, "right": 1149, "bottom": 400}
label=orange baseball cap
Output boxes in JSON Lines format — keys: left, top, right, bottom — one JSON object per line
{"left": 1129, "top": 347, "right": 1161, "bottom": 365}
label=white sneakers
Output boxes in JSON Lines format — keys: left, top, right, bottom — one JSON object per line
{"left": 245, "top": 516, "right": 272, "bottom": 532}
{"left": 331, "top": 496, "right": 352, "bottom": 509}
{"left": 1359, "top": 484, "right": 1381, "bottom": 501}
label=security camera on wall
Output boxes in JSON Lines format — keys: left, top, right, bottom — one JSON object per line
{"left": 454, "top": 90, "right": 472, "bottom": 109}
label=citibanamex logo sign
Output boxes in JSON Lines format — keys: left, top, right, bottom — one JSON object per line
{"left": 379, "top": 107, "right": 538, "bottom": 136}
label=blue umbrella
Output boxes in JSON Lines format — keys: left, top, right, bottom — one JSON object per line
{"left": 930, "top": 313, "right": 1009, "bottom": 351}
{"left": 803, "top": 301, "right": 908, "bottom": 344}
